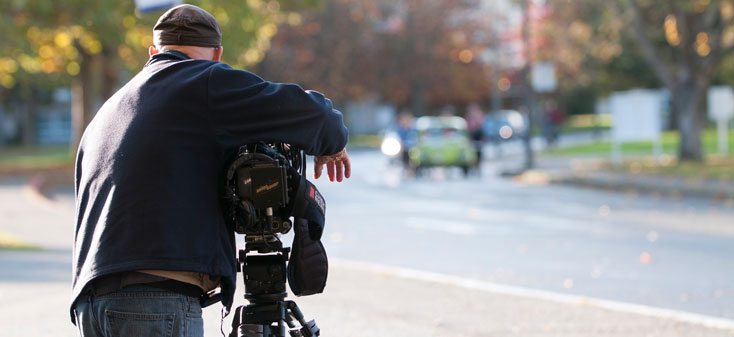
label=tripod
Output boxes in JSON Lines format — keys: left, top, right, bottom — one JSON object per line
{"left": 229, "top": 234, "right": 320, "bottom": 337}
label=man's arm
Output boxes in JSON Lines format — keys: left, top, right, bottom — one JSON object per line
{"left": 207, "top": 63, "right": 348, "bottom": 157}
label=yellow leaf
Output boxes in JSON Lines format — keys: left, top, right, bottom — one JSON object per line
{"left": 243, "top": 49, "right": 263, "bottom": 65}
{"left": 722, "top": 26, "right": 734, "bottom": 47}
{"left": 214, "top": 9, "right": 230, "bottom": 26}
{"left": 0, "top": 74, "right": 15, "bottom": 88}
{"left": 696, "top": 32, "right": 709, "bottom": 44}
{"left": 26, "top": 27, "right": 41, "bottom": 41}
{"left": 0, "top": 58, "right": 18, "bottom": 73}
{"left": 123, "top": 16, "right": 136, "bottom": 29}
{"left": 246, "top": 0, "right": 264, "bottom": 9}
{"left": 84, "top": 39, "right": 102, "bottom": 55}
{"left": 39, "top": 45, "right": 55, "bottom": 59}
{"left": 723, "top": 2, "right": 734, "bottom": 20}
{"left": 266, "top": 1, "right": 280, "bottom": 12}
{"left": 65, "top": 46, "right": 79, "bottom": 59}
{"left": 71, "top": 25, "right": 84, "bottom": 38}
{"left": 140, "top": 35, "right": 153, "bottom": 48}
{"left": 256, "top": 38, "right": 271, "bottom": 51}
{"left": 42, "top": 59, "right": 56, "bottom": 73}
{"left": 287, "top": 13, "right": 302, "bottom": 26}
{"left": 697, "top": 43, "right": 711, "bottom": 57}
{"left": 118, "top": 45, "right": 132, "bottom": 60}
{"left": 257, "top": 23, "right": 277, "bottom": 40}
{"left": 67, "top": 62, "right": 80, "bottom": 76}
{"left": 54, "top": 32, "right": 72, "bottom": 48}
{"left": 459, "top": 49, "right": 473, "bottom": 63}
{"left": 241, "top": 18, "right": 256, "bottom": 32}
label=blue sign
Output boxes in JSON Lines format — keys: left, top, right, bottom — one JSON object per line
{"left": 135, "top": 0, "right": 182, "bottom": 14}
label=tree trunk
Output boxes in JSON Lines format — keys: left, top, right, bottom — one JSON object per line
{"left": 667, "top": 100, "right": 679, "bottom": 131}
{"left": 21, "top": 85, "right": 37, "bottom": 146}
{"left": 410, "top": 80, "right": 425, "bottom": 116}
{"left": 70, "top": 50, "right": 96, "bottom": 151}
{"left": 672, "top": 82, "right": 705, "bottom": 161}
{"left": 101, "top": 46, "right": 119, "bottom": 100}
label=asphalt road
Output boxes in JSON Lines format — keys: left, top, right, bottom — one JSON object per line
{"left": 1, "top": 148, "right": 733, "bottom": 336}
{"left": 312, "top": 149, "right": 734, "bottom": 319}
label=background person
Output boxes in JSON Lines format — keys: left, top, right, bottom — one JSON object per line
{"left": 543, "top": 100, "right": 564, "bottom": 146}
{"left": 465, "top": 103, "right": 485, "bottom": 166}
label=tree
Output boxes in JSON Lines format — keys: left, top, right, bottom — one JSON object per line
{"left": 256, "top": 0, "right": 492, "bottom": 114}
{"left": 546, "top": 0, "right": 734, "bottom": 161}
{"left": 539, "top": 3, "right": 657, "bottom": 96}
{"left": 621, "top": 0, "right": 734, "bottom": 161}
{"left": 0, "top": 0, "right": 302, "bottom": 149}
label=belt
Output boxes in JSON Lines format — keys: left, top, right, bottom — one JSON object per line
{"left": 87, "top": 272, "right": 204, "bottom": 298}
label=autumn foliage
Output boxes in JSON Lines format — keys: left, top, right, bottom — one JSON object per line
{"left": 255, "top": 0, "right": 493, "bottom": 114}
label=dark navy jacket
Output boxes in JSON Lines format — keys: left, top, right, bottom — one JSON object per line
{"left": 71, "top": 50, "right": 348, "bottom": 320}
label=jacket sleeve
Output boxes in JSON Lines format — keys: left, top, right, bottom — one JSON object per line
{"left": 206, "top": 63, "right": 348, "bottom": 156}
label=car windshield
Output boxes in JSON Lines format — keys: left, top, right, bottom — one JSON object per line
{"left": 421, "top": 127, "right": 464, "bottom": 139}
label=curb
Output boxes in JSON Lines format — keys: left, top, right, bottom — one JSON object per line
{"left": 552, "top": 172, "right": 734, "bottom": 201}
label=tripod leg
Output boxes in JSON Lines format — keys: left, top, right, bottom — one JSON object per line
{"left": 231, "top": 302, "right": 288, "bottom": 337}
{"left": 235, "top": 324, "right": 264, "bottom": 337}
{"left": 284, "top": 301, "right": 320, "bottom": 337}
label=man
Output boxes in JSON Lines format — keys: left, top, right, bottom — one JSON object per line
{"left": 70, "top": 5, "right": 350, "bottom": 336}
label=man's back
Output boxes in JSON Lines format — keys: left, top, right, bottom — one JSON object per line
{"left": 73, "top": 50, "right": 348, "bottom": 315}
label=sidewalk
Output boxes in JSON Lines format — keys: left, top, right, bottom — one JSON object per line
{"left": 200, "top": 260, "right": 734, "bottom": 337}
{"left": 4, "top": 255, "right": 732, "bottom": 337}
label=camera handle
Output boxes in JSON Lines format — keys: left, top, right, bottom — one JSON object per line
{"left": 228, "top": 229, "right": 320, "bottom": 337}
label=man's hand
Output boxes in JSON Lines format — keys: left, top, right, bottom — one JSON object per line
{"left": 314, "top": 148, "right": 351, "bottom": 182}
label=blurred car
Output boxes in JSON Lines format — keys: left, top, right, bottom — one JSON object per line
{"left": 408, "top": 116, "right": 478, "bottom": 176}
{"left": 483, "top": 109, "right": 527, "bottom": 142}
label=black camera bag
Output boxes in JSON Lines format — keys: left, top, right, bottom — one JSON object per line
{"left": 287, "top": 170, "right": 328, "bottom": 296}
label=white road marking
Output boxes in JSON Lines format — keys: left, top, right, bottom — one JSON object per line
{"left": 405, "top": 217, "right": 479, "bottom": 235}
{"left": 332, "top": 258, "right": 734, "bottom": 332}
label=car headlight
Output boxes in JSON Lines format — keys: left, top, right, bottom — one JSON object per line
{"left": 499, "top": 125, "right": 513, "bottom": 139}
{"left": 381, "top": 137, "right": 402, "bottom": 156}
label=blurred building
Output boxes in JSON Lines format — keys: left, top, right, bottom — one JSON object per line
{"left": 0, "top": 88, "right": 72, "bottom": 146}
{"left": 36, "top": 89, "right": 72, "bottom": 145}
{"left": 344, "top": 100, "right": 396, "bottom": 135}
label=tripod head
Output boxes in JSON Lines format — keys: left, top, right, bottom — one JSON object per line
{"left": 230, "top": 234, "right": 319, "bottom": 337}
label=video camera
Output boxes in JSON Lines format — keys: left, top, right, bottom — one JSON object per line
{"left": 222, "top": 142, "right": 326, "bottom": 337}
{"left": 224, "top": 143, "right": 302, "bottom": 238}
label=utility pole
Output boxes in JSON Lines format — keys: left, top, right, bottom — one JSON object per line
{"left": 489, "top": 38, "right": 502, "bottom": 114}
{"left": 521, "top": 0, "right": 535, "bottom": 170}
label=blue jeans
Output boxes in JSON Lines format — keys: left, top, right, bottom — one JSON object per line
{"left": 73, "top": 284, "right": 204, "bottom": 337}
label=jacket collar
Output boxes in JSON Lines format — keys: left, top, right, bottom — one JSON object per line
{"left": 145, "top": 50, "right": 192, "bottom": 67}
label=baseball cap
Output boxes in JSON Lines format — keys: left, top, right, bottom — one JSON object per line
{"left": 153, "top": 4, "right": 222, "bottom": 47}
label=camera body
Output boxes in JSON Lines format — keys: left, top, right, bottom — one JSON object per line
{"left": 233, "top": 152, "right": 292, "bottom": 236}
{"left": 224, "top": 143, "right": 303, "bottom": 238}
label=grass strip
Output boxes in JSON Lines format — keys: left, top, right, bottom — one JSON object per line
{"left": 609, "top": 155, "right": 734, "bottom": 181}
{"left": 0, "top": 146, "right": 74, "bottom": 167}
{"left": 0, "top": 232, "right": 41, "bottom": 251}
{"left": 546, "top": 129, "right": 734, "bottom": 156}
